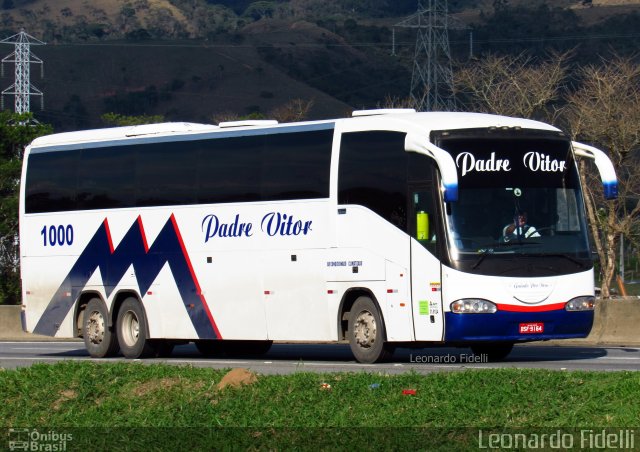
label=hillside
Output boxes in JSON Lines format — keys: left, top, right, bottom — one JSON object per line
{"left": 0, "top": 0, "right": 638, "bottom": 130}
{"left": 34, "top": 34, "right": 356, "bottom": 129}
{"left": 1, "top": 0, "right": 201, "bottom": 40}
{"left": 3, "top": 0, "right": 640, "bottom": 42}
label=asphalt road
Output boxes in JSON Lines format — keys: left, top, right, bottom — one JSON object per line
{"left": 1, "top": 341, "right": 639, "bottom": 373}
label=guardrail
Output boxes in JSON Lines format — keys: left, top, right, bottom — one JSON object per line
{"left": 585, "top": 297, "right": 640, "bottom": 345}
{"left": 0, "top": 305, "right": 54, "bottom": 341}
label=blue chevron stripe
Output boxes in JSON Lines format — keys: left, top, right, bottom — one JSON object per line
{"left": 33, "top": 215, "right": 221, "bottom": 339}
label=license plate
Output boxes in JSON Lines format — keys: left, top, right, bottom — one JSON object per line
{"left": 519, "top": 322, "right": 544, "bottom": 334}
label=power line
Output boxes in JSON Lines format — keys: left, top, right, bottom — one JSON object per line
{"left": 22, "top": 29, "right": 640, "bottom": 51}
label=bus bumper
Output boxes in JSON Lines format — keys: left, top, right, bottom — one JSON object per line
{"left": 444, "top": 309, "right": 594, "bottom": 343}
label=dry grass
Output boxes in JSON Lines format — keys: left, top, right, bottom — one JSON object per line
{"left": 51, "top": 388, "right": 78, "bottom": 411}
{"left": 128, "top": 376, "right": 207, "bottom": 397}
{"left": 5, "top": 0, "right": 194, "bottom": 35}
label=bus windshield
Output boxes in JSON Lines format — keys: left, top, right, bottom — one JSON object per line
{"left": 437, "top": 130, "right": 592, "bottom": 276}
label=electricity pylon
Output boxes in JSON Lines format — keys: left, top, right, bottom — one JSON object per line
{"left": 394, "top": 0, "right": 456, "bottom": 111}
{"left": 1, "top": 28, "right": 45, "bottom": 113}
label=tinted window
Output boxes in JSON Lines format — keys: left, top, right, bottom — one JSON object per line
{"left": 338, "top": 131, "right": 408, "bottom": 230}
{"left": 197, "top": 135, "right": 262, "bottom": 204}
{"left": 77, "top": 147, "right": 135, "bottom": 210}
{"left": 408, "top": 152, "right": 440, "bottom": 256}
{"left": 408, "top": 151, "right": 436, "bottom": 184}
{"left": 262, "top": 130, "right": 332, "bottom": 200}
{"left": 137, "top": 142, "right": 197, "bottom": 207}
{"left": 25, "top": 126, "right": 334, "bottom": 213}
{"left": 25, "top": 150, "right": 79, "bottom": 213}
{"left": 437, "top": 134, "right": 577, "bottom": 189}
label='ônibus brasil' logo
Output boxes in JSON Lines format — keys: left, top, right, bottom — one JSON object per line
{"left": 455, "top": 151, "right": 566, "bottom": 177}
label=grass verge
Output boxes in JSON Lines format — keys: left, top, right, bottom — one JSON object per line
{"left": 1, "top": 362, "right": 639, "bottom": 449}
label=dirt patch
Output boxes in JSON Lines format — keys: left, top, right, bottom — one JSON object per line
{"left": 216, "top": 368, "right": 258, "bottom": 391}
{"left": 129, "top": 377, "right": 205, "bottom": 398}
{"left": 52, "top": 389, "right": 77, "bottom": 411}
{"left": 130, "top": 377, "right": 182, "bottom": 398}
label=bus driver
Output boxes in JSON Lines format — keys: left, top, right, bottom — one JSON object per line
{"left": 503, "top": 211, "right": 540, "bottom": 242}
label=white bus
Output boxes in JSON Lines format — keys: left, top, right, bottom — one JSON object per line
{"left": 19, "top": 110, "right": 617, "bottom": 363}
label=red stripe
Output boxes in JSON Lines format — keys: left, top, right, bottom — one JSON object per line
{"left": 170, "top": 214, "right": 222, "bottom": 339}
{"left": 497, "top": 302, "right": 565, "bottom": 312}
{"left": 137, "top": 216, "right": 149, "bottom": 253}
{"left": 103, "top": 219, "right": 114, "bottom": 254}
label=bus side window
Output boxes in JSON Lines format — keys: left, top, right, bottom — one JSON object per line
{"left": 412, "top": 190, "right": 438, "bottom": 255}
{"left": 408, "top": 152, "right": 440, "bottom": 256}
{"left": 338, "top": 131, "right": 408, "bottom": 231}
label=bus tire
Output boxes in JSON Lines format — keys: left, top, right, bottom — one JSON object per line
{"left": 470, "top": 342, "right": 514, "bottom": 362}
{"left": 223, "top": 340, "right": 273, "bottom": 356}
{"left": 348, "top": 296, "right": 394, "bottom": 363}
{"left": 83, "top": 298, "right": 119, "bottom": 358}
{"left": 116, "top": 298, "right": 156, "bottom": 359}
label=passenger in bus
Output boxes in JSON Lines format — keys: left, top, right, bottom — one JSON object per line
{"left": 502, "top": 211, "right": 540, "bottom": 242}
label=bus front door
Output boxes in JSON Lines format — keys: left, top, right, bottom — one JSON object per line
{"left": 409, "top": 188, "right": 444, "bottom": 342}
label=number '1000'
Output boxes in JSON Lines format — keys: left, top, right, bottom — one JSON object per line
{"left": 40, "top": 224, "right": 73, "bottom": 247}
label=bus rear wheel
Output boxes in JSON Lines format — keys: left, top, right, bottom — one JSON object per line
{"left": 83, "top": 298, "right": 119, "bottom": 358}
{"left": 470, "top": 342, "right": 514, "bottom": 362}
{"left": 348, "top": 296, "right": 394, "bottom": 363}
{"left": 116, "top": 298, "right": 157, "bottom": 359}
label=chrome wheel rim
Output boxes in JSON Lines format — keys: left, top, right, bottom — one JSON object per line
{"left": 121, "top": 310, "right": 140, "bottom": 348}
{"left": 86, "top": 311, "right": 105, "bottom": 345}
{"left": 353, "top": 310, "right": 376, "bottom": 349}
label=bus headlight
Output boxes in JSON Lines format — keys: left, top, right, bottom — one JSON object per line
{"left": 451, "top": 299, "right": 497, "bottom": 314}
{"left": 565, "top": 296, "right": 595, "bottom": 311}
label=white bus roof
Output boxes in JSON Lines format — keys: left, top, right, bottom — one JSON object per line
{"left": 28, "top": 111, "right": 561, "bottom": 149}
{"left": 28, "top": 122, "right": 220, "bottom": 148}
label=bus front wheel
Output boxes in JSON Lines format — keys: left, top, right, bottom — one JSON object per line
{"left": 83, "top": 298, "right": 119, "bottom": 358}
{"left": 347, "top": 296, "right": 394, "bottom": 363}
{"left": 116, "top": 298, "right": 157, "bottom": 359}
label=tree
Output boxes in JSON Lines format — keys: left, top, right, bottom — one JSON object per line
{"left": 243, "top": 1, "right": 276, "bottom": 20}
{"left": 454, "top": 51, "right": 571, "bottom": 122}
{"left": 269, "top": 98, "right": 314, "bottom": 123}
{"left": 563, "top": 57, "right": 640, "bottom": 298}
{"left": 101, "top": 113, "right": 165, "bottom": 126}
{"left": 0, "top": 112, "right": 52, "bottom": 304}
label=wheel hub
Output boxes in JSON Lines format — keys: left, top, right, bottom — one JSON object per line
{"left": 86, "top": 311, "right": 105, "bottom": 345}
{"left": 122, "top": 310, "right": 140, "bottom": 347}
{"left": 353, "top": 311, "right": 376, "bottom": 348}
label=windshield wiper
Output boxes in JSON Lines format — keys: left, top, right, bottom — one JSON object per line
{"left": 472, "top": 248, "right": 587, "bottom": 270}
{"left": 477, "top": 241, "right": 541, "bottom": 250}
{"left": 525, "top": 253, "right": 587, "bottom": 268}
{"left": 471, "top": 242, "right": 541, "bottom": 269}
{"left": 471, "top": 250, "right": 492, "bottom": 269}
